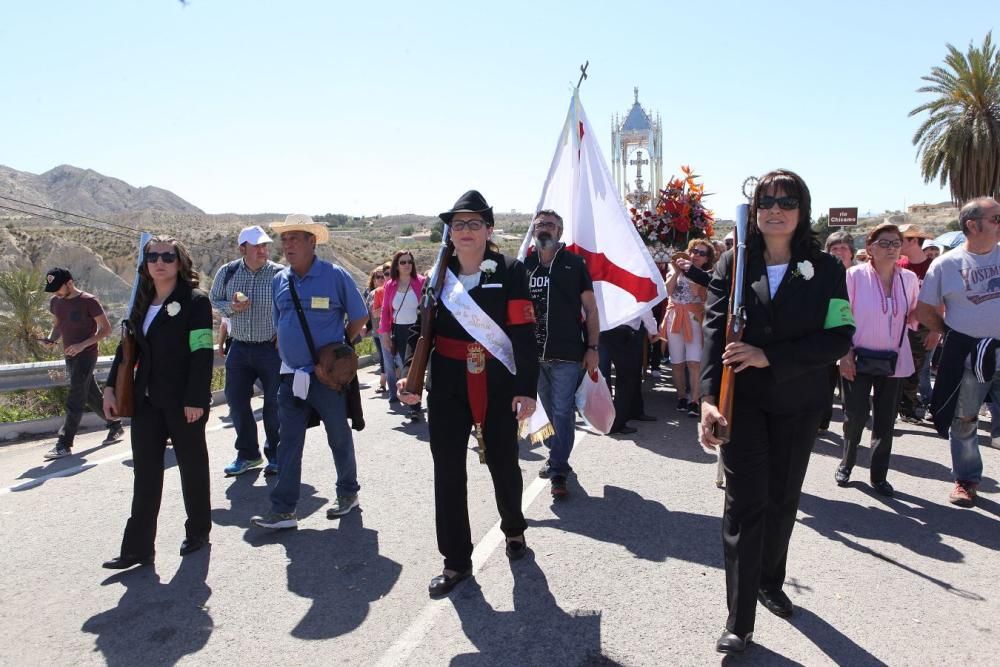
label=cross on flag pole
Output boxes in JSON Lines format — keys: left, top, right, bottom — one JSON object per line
{"left": 519, "top": 84, "right": 667, "bottom": 330}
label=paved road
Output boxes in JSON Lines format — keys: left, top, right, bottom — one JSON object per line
{"left": 1, "top": 368, "right": 997, "bottom": 666}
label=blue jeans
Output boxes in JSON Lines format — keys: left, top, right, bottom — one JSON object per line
{"left": 271, "top": 374, "right": 360, "bottom": 513}
{"left": 950, "top": 367, "right": 1000, "bottom": 484}
{"left": 372, "top": 335, "right": 386, "bottom": 375}
{"left": 224, "top": 340, "right": 281, "bottom": 463}
{"left": 384, "top": 323, "right": 419, "bottom": 408}
{"left": 537, "top": 360, "right": 584, "bottom": 476}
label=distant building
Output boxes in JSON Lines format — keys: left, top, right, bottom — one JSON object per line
{"left": 908, "top": 202, "right": 954, "bottom": 214}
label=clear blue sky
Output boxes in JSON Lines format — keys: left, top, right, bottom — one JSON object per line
{"left": 1, "top": 0, "right": 991, "bottom": 221}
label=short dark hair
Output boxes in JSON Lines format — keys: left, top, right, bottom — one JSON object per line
{"left": 825, "top": 230, "right": 854, "bottom": 253}
{"left": 534, "top": 209, "right": 563, "bottom": 226}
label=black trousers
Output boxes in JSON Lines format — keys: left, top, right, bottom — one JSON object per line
{"left": 599, "top": 326, "right": 644, "bottom": 429}
{"left": 720, "top": 402, "right": 821, "bottom": 636}
{"left": 818, "top": 363, "right": 840, "bottom": 431}
{"left": 840, "top": 373, "right": 902, "bottom": 483}
{"left": 427, "top": 355, "right": 526, "bottom": 572}
{"left": 120, "top": 397, "right": 211, "bottom": 557}
{"left": 899, "top": 326, "right": 929, "bottom": 416}
{"left": 58, "top": 353, "right": 114, "bottom": 448}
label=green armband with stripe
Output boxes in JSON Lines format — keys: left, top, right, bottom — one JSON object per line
{"left": 189, "top": 328, "right": 214, "bottom": 352}
{"left": 824, "top": 298, "right": 855, "bottom": 329}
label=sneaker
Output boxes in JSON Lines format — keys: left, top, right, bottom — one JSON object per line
{"left": 326, "top": 495, "right": 360, "bottom": 518}
{"left": 102, "top": 422, "right": 125, "bottom": 445}
{"left": 676, "top": 398, "right": 689, "bottom": 412}
{"left": 251, "top": 511, "right": 298, "bottom": 529}
{"left": 224, "top": 457, "right": 264, "bottom": 476}
{"left": 948, "top": 481, "right": 978, "bottom": 508}
{"left": 43, "top": 446, "right": 71, "bottom": 460}
{"left": 551, "top": 476, "right": 569, "bottom": 498}
{"left": 538, "top": 465, "right": 551, "bottom": 479}
{"left": 688, "top": 402, "right": 701, "bottom": 418}
{"left": 263, "top": 462, "right": 279, "bottom": 476}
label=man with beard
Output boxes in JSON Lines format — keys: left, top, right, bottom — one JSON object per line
{"left": 523, "top": 209, "right": 600, "bottom": 497}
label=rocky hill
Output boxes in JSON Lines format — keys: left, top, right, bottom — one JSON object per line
{"left": 0, "top": 164, "right": 203, "bottom": 216}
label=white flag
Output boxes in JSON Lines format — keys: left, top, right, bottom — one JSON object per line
{"left": 519, "top": 89, "right": 667, "bottom": 330}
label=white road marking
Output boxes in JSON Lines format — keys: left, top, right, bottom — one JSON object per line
{"left": 0, "top": 450, "right": 132, "bottom": 495}
{"left": 376, "top": 473, "right": 550, "bottom": 666}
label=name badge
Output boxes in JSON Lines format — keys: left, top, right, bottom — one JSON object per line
{"left": 311, "top": 296, "right": 330, "bottom": 310}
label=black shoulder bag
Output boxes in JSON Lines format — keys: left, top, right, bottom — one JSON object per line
{"left": 853, "top": 273, "right": 908, "bottom": 377}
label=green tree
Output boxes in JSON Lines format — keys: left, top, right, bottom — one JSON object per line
{"left": 812, "top": 214, "right": 831, "bottom": 244}
{"left": 909, "top": 32, "right": 1000, "bottom": 204}
{"left": 400, "top": 225, "right": 414, "bottom": 237}
{"left": 0, "top": 269, "right": 51, "bottom": 363}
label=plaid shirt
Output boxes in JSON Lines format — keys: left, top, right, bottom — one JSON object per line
{"left": 209, "top": 259, "right": 284, "bottom": 343}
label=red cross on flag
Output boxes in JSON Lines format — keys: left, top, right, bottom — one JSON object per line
{"left": 519, "top": 90, "right": 667, "bottom": 330}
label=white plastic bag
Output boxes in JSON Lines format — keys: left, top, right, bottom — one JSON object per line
{"left": 575, "top": 369, "right": 615, "bottom": 435}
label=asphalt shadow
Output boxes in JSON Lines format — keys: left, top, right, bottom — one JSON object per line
{"left": 82, "top": 547, "right": 213, "bottom": 666}
{"left": 449, "top": 555, "right": 620, "bottom": 665}
{"left": 14, "top": 438, "right": 123, "bottom": 485}
{"left": 247, "top": 508, "right": 402, "bottom": 640}
{"left": 529, "top": 483, "right": 723, "bottom": 567}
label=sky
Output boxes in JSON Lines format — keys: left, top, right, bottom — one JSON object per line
{"left": 1, "top": 0, "right": 992, "bottom": 222}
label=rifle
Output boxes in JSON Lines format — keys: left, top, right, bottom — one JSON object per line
{"left": 714, "top": 203, "right": 749, "bottom": 443}
{"left": 113, "top": 231, "right": 152, "bottom": 418}
{"left": 403, "top": 224, "right": 453, "bottom": 397}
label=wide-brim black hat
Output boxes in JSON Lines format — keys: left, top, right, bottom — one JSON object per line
{"left": 439, "top": 190, "right": 494, "bottom": 226}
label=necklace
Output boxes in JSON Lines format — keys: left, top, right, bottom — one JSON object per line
{"left": 874, "top": 267, "right": 898, "bottom": 318}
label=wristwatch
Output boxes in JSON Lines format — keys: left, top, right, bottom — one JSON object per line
{"left": 586, "top": 345, "right": 599, "bottom": 351}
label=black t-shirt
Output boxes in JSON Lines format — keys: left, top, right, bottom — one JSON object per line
{"left": 529, "top": 265, "right": 551, "bottom": 357}
{"left": 524, "top": 247, "right": 595, "bottom": 362}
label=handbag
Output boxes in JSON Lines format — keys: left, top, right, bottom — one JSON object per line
{"left": 853, "top": 273, "right": 908, "bottom": 377}
{"left": 113, "top": 321, "right": 138, "bottom": 417}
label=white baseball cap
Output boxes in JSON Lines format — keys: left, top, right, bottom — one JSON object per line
{"left": 238, "top": 225, "right": 272, "bottom": 246}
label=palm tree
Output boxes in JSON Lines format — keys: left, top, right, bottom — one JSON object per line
{"left": 909, "top": 32, "right": 1000, "bottom": 204}
{"left": 0, "top": 269, "right": 51, "bottom": 363}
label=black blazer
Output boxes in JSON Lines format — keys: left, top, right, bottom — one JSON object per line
{"left": 433, "top": 249, "right": 540, "bottom": 398}
{"left": 700, "top": 246, "right": 855, "bottom": 415}
{"left": 109, "top": 282, "right": 215, "bottom": 410}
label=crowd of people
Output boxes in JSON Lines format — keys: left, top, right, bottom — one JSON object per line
{"left": 37, "top": 178, "right": 999, "bottom": 656}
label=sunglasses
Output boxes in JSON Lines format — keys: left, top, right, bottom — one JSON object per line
{"left": 758, "top": 196, "right": 800, "bottom": 211}
{"left": 398, "top": 259, "right": 413, "bottom": 265}
{"left": 145, "top": 251, "right": 177, "bottom": 264}
{"left": 690, "top": 249, "right": 710, "bottom": 257}
{"left": 375, "top": 274, "right": 385, "bottom": 280}
{"left": 451, "top": 220, "right": 486, "bottom": 231}
{"left": 873, "top": 239, "right": 903, "bottom": 249}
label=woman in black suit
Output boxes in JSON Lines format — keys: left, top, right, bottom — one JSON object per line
{"left": 399, "top": 190, "right": 539, "bottom": 598}
{"left": 699, "top": 170, "right": 855, "bottom": 654}
{"left": 102, "top": 236, "right": 215, "bottom": 569}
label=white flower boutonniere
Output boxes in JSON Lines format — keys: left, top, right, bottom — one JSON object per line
{"left": 480, "top": 259, "right": 498, "bottom": 278}
{"left": 166, "top": 302, "right": 181, "bottom": 317}
{"left": 792, "top": 260, "right": 815, "bottom": 281}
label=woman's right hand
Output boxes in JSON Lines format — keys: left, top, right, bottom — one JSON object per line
{"left": 397, "top": 379, "right": 421, "bottom": 405}
{"left": 699, "top": 401, "right": 727, "bottom": 450}
{"left": 103, "top": 388, "right": 119, "bottom": 421}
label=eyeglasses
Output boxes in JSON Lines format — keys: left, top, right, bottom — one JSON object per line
{"left": 398, "top": 259, "right": 413, "bottom": 265}
{"left": 382, "top": 271, "right": 390, "bottom": 277}
{"left": 145, "top": 251, "right": 177, "bottom": 264}
{"left": 758, "top": 196, "right": 799, "bottom": 211}
{"left": 451, "top": 220, "right": 486, "bottom": 231}
{"left": 690, "top": 249, "right": 710, "bottom": 257}
{"left": 873, "top": 239, "right": 903, "bottom": 249}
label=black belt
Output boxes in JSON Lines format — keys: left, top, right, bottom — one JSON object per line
{"left": 232, "top": 339, "right": 275, "bottom": 345}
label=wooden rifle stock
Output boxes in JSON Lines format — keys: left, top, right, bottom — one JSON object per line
{"left": 114, "top": 321, "right": 138, "bottom": 418}
{"left": 403, "top": 231, "right": 453, "bottom": 397}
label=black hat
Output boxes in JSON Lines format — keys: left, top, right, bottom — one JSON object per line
{"left": 44, "top": 267, "right": 72, "bottom": 293}
{"left": 439, "top": 190, "right": 494, "bottom": 226}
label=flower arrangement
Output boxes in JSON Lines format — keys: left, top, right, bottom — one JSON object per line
{"left": 630, "top": 165, "right": 715, "bottom": 250}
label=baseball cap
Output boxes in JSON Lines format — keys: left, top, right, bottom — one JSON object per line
{"left": 238, "top": 225, "right": 273, "bottom": 246}
{"left": 922, "top": 239, "right": 943, "bottom": 251}
{"left": 44, "top": 267, "right": 72, "bottom": 293}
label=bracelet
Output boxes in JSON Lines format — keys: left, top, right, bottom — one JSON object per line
{"left": 587, "top": 345, "right": 599, "bottom": 351}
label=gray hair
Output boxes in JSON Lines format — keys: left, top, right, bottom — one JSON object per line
{"left": 958, "top": 197, "right": 999, "bottom": 234}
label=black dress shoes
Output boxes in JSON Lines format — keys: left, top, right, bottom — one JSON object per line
{"left": 834, "top": 466, "right": 851, "bottom": 487}
{"left": 428, "top": 569, "right": 472, "bottom": 597}
{"left": 505, "top": 536, "right": 528, "bottom": 560}
{"left": 872, "top": 480, "right": 894, "bottom": 497}
{"left": 180, "top": 536, "right": 209, "bottom": 556}
{"left": 102, "top": 553, "right": 154, "bottom": 570}
{"left": 716, "top": 630, "right": 752, "bottom": 654}
{"left": 609, "top": 425, "right": 638, "bottom": 435}
{"left": 757, "top": 588, "right": 794, "bottom": 618}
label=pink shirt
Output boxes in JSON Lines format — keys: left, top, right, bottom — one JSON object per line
{"left": 845, "top": 263, "right": 920, "bottom": 378}
{"left": 378, "top": 275, "right": 426, "bottom": 335}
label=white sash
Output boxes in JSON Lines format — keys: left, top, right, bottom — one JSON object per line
{"left": 441, "top": 269, "right": 517, "bottom": 375}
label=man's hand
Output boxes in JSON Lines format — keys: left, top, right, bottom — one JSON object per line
{"left": 230, "top": 296, "right": 251, "bottom": 314}
{"left": 839, "top": 353, "right": 856, "bottom": 382}
{"left": 582, "top": 348, "right": 599, "bottom": 373}
{"left": 184, "top": 406, "right": 204, "bottom": 423}
{"left": 721, "top": 342, "right": 769, "bottom": 373}
{"left": 512, "top": 396, "right": 536, "bottom": 421}
{"left": 64, "top": 342, "right": 86, "bottom": 357}
{"left": 924, "top": 331, "right": 942, "bottom": 351}
{"left": 700, "top": 401, "right": 727, "bottom": 450}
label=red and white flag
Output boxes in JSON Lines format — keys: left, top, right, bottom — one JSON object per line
{"left": 519, "top": 89, "right": 667, "bottom": 330}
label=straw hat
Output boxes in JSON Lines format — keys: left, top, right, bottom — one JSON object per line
{"left": 270, "top": 214, "right": 329, "bottom": 244}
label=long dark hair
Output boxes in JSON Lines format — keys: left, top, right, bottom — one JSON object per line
{"left": 747, "top": 169, "right": 820, "bottom": 257}
{"left": 128, "top": 236, "right": 199, "bottom": 333}
{"left": 389, "top": 249, "right": 418, "bottom": 281}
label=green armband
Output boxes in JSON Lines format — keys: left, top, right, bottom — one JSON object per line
{"left": 824, "top": 298, "right": 855, "bottom": 329}
{"left": 189, "top": 328, "right": 214, "bottom": 352}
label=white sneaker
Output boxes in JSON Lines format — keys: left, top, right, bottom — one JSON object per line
{"left": 43, "top": 446, "right": 71, "bottom": 460}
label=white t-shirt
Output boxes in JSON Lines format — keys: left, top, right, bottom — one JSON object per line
{"left": 458, "top": 272, "right": 482, "bottom": 292}
{"left": 919, "top": 244, "right": 1000, "bottom": 339}
{"left": 766, "top": 263, "right": 788, "bottom": 299}
{"left": 143, "top": 304, "right": 163, "bottom": 335}
{"left": 391, "top": 285, "right": 419, "bottom": 325}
